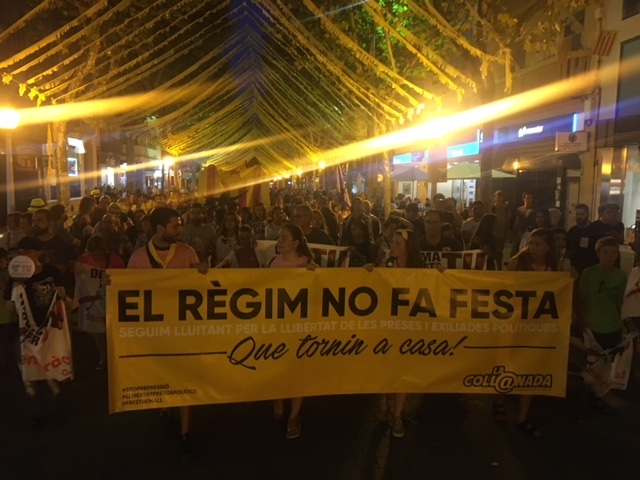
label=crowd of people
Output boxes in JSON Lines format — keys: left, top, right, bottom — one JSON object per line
{"left": 0, "top": 185, "right": 636, "bottom": 462}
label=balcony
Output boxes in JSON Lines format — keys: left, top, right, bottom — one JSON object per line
{"left": 562, "top": 50, "right": 592, "bottom": 79}
{"left": 495, "top": 49, "right": 594, "bottom": 96}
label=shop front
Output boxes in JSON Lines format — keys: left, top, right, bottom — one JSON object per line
{"left": 67, "top": 137, "right": 84, "bottom": 198}
{"left": 604, "top": 114, "right": 640, "bottom": 235}
{"left": 441, "top": 133, "right": 482, "bottom": 208}
{"left": 391, "top": 149, "right": 428, "bottom": 201}
{"left": 421, "top": 128, "right": 482, "bottom": 208}
{"left": 490, "top": 110, "right": 586, "bottom": 224}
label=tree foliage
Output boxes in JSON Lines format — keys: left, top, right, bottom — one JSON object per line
{"left": 0, "top": 0, "right": 596, "bottom": 189}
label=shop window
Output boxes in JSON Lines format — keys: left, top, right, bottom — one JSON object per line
{"left": 623, "top": 0, "right": 640, "bottom": 19}
{"left": 617, "top": 37, "right": 640, "bottom": 119}
{"left": 622, "top": 146, "right": 640, "bottom": 229}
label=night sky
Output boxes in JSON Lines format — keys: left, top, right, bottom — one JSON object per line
{"left": 0, "top": 0, "right": 24, "bottom": 28}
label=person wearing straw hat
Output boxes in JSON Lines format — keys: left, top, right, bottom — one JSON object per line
{"left": 27, "top": 198, "right": 47, "bottom": 214}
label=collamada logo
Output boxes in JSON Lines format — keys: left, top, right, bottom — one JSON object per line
{"left": 463, "top": 366, "right": 553, "bottom": 393}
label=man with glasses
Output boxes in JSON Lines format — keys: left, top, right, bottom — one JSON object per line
{"left": 420, "top": 209, "right": 463, "bottom": 252}
{"left": 292, "top": 205, "right": 334, "bottom": 245}
{"left": 341, "top": 197, "right": 373, "bottom": 246}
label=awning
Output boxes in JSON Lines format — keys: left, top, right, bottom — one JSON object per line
{"left": 500, "top": 153, "right": 582, "bottom": 171}
{"left": 446, "top": 163, "right": 515, "bottom": 179}
{"left": 390, "top": 166, "right": 429, "bottom": 182}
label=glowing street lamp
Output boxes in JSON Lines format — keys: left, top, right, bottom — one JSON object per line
{"left": 0, "top": 109, "right": 20, "bottom": 215}
{"left": 160, "top": 157, "right": 174, "bottom": 191}
{"left": 0, "top": 109, "right": 20, "bottom": 130}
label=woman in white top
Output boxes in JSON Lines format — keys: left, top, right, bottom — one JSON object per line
{"left": 269, "top": 224, "right": 316, "bottom": 439}
{"left": 214, "top": 213, "right": 239, "bottom": 266}
{"left": 264, "top": 207, "right": 285, "bottom": 241}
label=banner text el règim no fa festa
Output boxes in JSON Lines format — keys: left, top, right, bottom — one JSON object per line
{"left": 106, "top": 269, "right": 573, "bottom": 412}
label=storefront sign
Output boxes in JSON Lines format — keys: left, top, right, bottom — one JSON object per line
{"left": 518, "top": 125, "right": 544, "bottom": 138}
{"left": 106, "top": 269, "right": 572, "bottom": 412}
{"left": 555, "top": 131, "right": 588, "bottom": 152}
{"left": 392, "top": 151, "right": 428, "bottom": 165}
{"left": 496, "top": 114, "right": 577, "bottom": 144}
{"left": 392, "top": 153, "right": 412, "bottom": 165}
{"left": 447, "top": 141, "right": 480, "bottom": 159}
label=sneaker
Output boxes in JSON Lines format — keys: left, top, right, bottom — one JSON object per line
{"left": 179, "top": 434, "right": 195, "bottom": 463}
{"left": 391, "top": 416, "right": 405, "bottom": 438}
{"left": 286, "top": 417, "right": 301, "bottom": 439}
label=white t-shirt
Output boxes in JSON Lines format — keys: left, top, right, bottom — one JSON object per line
{"left": 461, "top": 218, "right": 481, "bottom": 249}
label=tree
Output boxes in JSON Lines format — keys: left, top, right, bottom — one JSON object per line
{"left": 0, "top": 0, "right": 594, "bottom": 207}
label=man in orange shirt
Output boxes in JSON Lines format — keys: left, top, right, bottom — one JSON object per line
{"left": 128, "top": 207, "right": 207, "bottom": 462}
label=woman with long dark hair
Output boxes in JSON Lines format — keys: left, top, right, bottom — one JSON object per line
{"left": 251, "top": 203, "right": 268, "bottom": 240}
{"left": 346, "top": 219, "right": 375, "bottom": 268}
{"left": 509, "top": 227, "right": 557, "bottom": 273}
{"left": 311, "top": 211, "right": 330, "bottom": 236}
{"left": 370, "top": 228, "right": 423, "bottom": 438}
{"left": 373, "top": 216, "right": 402, "bottom": 266}
{"left": 518, "top": 209, "right": 551, "bottom": 252}
{"left": 265, "top": 207, "right": 285, "bottom": 241}
{"left": 498, "top": 228, "right": 557, "bottom": 437}
{"left": 320, "top": 205, "right": 340, "bottom": 245}
{"left": 215, "top": 213, "right": 240, "bottom": 266}
{"left": 269, "top": 224, "right": 315, "bottom": 439}
{"left": 384, "top": 228, "right": 423, "bottom": 268}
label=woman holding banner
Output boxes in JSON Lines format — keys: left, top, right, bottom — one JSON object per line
{"left": 346, "top": 219, "right": 375, "bottom": 268}
{"left": 373, "top": 217, "right": 402, "bottom": 266}
{"left": 269, "top": 223, "right": 315, "bottom": 439}
{"left": 75, "top": 235, "right": 125, "bottom": 370}
{"left": 366, "top": 228, "right": 423, "bottom": 438}
{"left": 215, "top": 213, "right": 240, "bottom": 266}
{"left": 504, "top": 228, "right": 557, "bottom": 437}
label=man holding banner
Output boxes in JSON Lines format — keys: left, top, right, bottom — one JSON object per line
{"left": 5, "top": 237, "right": 72, "bottom": 428}
{"left": 126, "top": 207, "right": 206, "bottom": 462}
{"left": 420, "top": 210, "right": 463, "bottom": 255}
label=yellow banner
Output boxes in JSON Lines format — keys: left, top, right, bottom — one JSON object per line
{"left": 106, "top": 269, "right": 573, "bottom": 413}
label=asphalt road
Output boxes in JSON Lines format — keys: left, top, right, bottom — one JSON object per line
{"left": 1, "top": 331, "right": 640, "bottom": 480}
